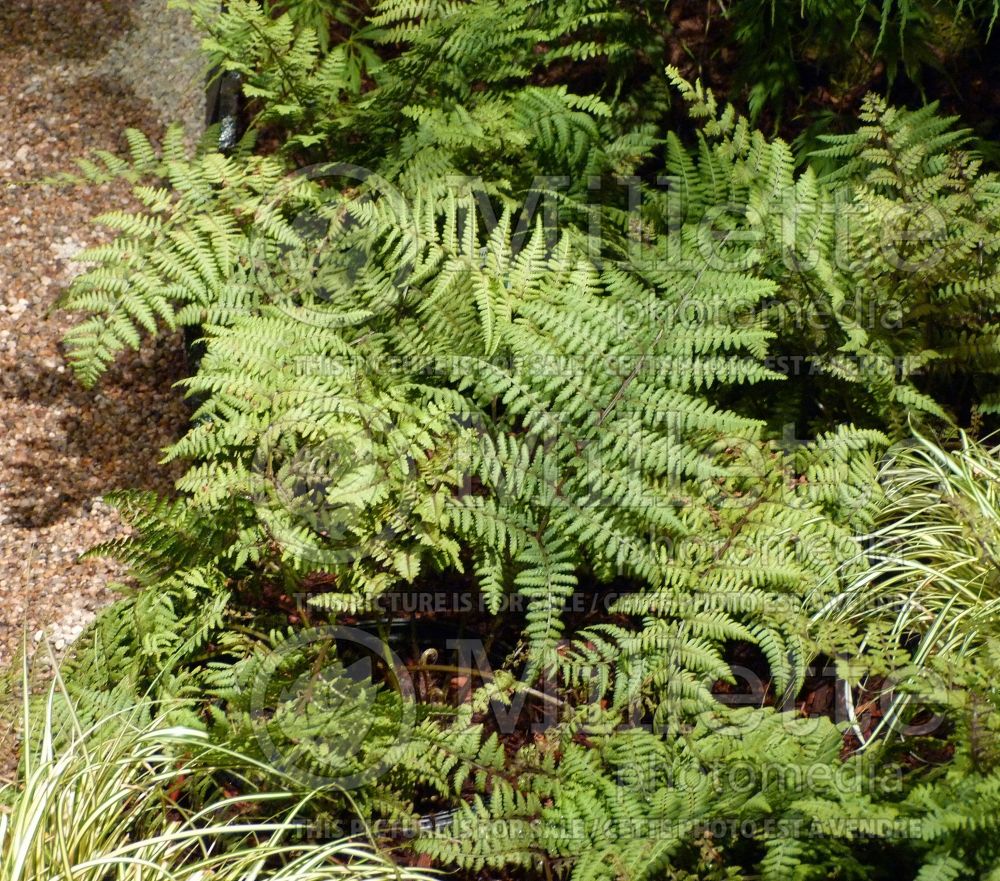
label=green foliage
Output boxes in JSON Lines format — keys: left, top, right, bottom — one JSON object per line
{"left": 60, "top": 51, "right": 1000, "bottom": 429}
{"left": 721, "top": 0, "right": 999, "bottom": 127}
{"left": 270, "top": 0, "right": 380, "bottom": 56}
{"left": 662, "top": 76, "right": 1000, "bottom": 432}
{"left": 904, "top": 641, "right": 1000, "bottom": 876}
{"left": 0, "top": 675, "right": 437, "bottom": 881}
{"left": 817, "top": 430, "right": 1000, "bottom": 745}
{"left": 417, "top": 708, "right": 893, "bottom": 880}
{"left": 46, "top": 1, "right": 1000, "bottom": 879}
{"left": 830, "top": 430, "right": 1000, "bottom": 656}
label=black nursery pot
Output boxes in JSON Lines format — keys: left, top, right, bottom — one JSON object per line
{"left": 182, "top": 64, "right": 244, "bottom": 400}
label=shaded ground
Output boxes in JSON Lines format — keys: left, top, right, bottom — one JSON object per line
{"left": 0, "top": 0, "right": 203, "bottom": 770}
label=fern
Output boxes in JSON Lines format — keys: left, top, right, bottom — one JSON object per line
{"left": 48, "top": 2, "right": 1000, "bottom": 878}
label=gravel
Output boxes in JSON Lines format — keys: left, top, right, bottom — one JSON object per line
{"left": 0, "top": 0, "right": 205, "bottom": 762}
{"left": 98, "top": 0, "right": 205, "bottom": 136}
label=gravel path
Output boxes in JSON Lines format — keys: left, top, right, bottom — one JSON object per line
{"left": 0, "top": 0, "right": 203, "bottom": 675}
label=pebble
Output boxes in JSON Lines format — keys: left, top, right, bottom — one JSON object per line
{"left": 1, "top": 0, "right": 204, "bottom": 774}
